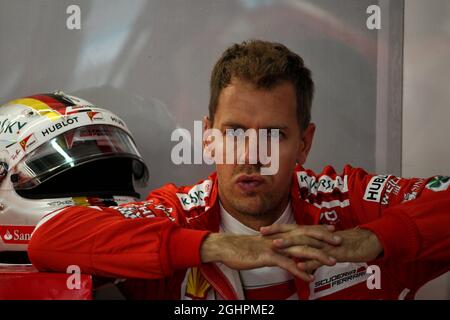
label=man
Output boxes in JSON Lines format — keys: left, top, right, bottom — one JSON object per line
{"left": 29, "top": 40, "right": 450, "bottom": 300}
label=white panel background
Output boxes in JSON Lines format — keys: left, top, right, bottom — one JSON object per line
{"left": 403, "top": 0, "right": 450, "bottom": 300}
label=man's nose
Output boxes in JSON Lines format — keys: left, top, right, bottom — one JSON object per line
{"left": 236, "top": 133, "right": 262, "bottom": 165}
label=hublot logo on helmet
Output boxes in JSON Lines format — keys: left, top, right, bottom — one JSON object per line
{"left": 41, "top": 116, "right": 79, "bottom": 137}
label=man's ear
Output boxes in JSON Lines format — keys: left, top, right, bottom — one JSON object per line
{"left": 203, "top": 116, "right": 212, "bottom": 130}
{"left": 203, "top": 116, "right": 212, "bottom": 149}
{"left": 297, "top": 123, "right": 316, "bottom": 165}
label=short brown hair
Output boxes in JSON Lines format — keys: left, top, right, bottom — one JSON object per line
{"left": 209, "top": 40, "right": 314, "bottom": 130}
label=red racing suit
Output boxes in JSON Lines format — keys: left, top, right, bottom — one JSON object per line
{"left": 28, "top": 165, "right": 450, "bottom": 299}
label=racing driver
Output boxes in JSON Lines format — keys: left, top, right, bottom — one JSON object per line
{"left": 28, "top": 40, "right": 450, "bottom": 300}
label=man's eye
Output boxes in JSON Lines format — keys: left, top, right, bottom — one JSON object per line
{"left": 265, "top": 130, "right": 281, "bottom": 138}
{"left": 225, "top": 129, "right": 245, "bottom": 137}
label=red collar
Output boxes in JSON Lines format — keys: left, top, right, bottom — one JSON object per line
{"left": 186, "top": 165, "right": 315, "bottom": 231}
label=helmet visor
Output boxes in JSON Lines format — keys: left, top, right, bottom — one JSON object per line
{"left": 12, "top": 125, "right": 148, "bottom": 190}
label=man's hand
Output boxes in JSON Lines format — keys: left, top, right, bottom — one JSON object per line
{"left": 261, "top": 225, "right": 383, "bottom": 273}
{"left": 200, "top": 227, "right": 340, "bottom": 282}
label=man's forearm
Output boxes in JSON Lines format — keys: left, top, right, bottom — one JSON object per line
{"left": 200, "top": 233, "right": 224, "bottom": 263}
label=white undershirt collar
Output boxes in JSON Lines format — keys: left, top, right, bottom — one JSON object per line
{"left": 220, "top": 201, "right": 295, "bottom": 235}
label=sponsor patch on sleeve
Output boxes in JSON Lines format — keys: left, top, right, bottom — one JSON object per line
{"left": 112, "top": 200, "right": 174, "bottom": 221}
{"left": 425, "top": 176, "right": 450, "bottom": 192}
{"left": 176, "top": 180, "right": 212, "bottom": 210}
{"left": 297, "top": 172, "right": 349, "bottom": 195}
{"left": 363, "top": 175, "right": 391, "bottom": 202}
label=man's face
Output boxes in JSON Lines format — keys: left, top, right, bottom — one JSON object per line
{"left": 206, "top": 78, "right": 314, "bottom": 219}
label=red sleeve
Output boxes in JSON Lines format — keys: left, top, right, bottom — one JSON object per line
{"left": 28, "top": 185, "right": 210, "bottom": 279}
{"left": 344, "top": 166, "right": 450, "bottom": 264}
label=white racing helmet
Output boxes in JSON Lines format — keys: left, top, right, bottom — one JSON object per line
{"left": 0, "top": 91, "right": 149, "bottom": 256}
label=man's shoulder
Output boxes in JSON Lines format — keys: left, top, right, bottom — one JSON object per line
{"left": 296, "top": 164, "right": 369, "bottom": 176}
{"left": 293, "top": 164, "right": 375, "bottom": 227}
{"left": 293, "top": 164, "right": 374, "bottom": 204}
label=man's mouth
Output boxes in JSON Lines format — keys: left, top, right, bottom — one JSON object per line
{"left": 235, "top": 175, "right": 265, "bottom": 193}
